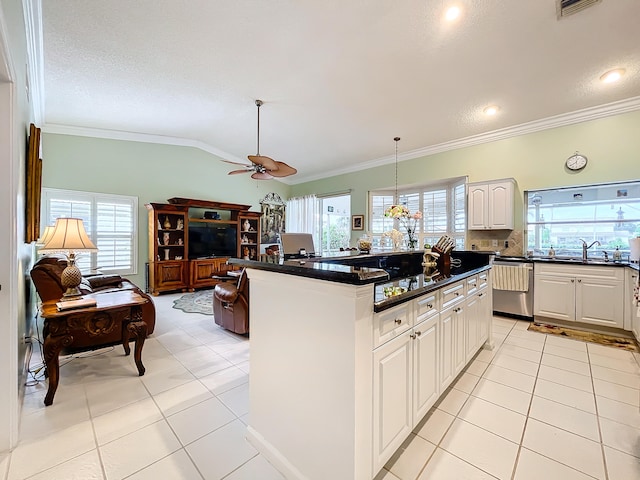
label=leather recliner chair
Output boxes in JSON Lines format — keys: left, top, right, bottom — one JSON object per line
{"left": 213, "top": 269, "right": 249, "bottom": 335}
{"left": 30, "top": 255, "right": 156, "bottom": 348}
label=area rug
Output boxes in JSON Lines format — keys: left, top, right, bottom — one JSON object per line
{"left": 528, "top": 322, "right": 640, "bottom": 353}
{"left": 172, "top": 290, "right": 213, "bottom": 315}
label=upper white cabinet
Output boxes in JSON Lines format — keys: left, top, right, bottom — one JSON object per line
{"left": 468, "top": 179, "right": 515, "bottom": 230}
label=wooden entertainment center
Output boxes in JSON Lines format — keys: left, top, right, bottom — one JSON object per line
{"left": 146, "top": 197, "right": 261, "bottom": 295}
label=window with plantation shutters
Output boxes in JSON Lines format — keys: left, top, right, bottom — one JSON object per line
{"left": 41, "top": 188, "right": 138, "bottom": 275}
{"left": 369, "top": 177, "right": 466, "bottom": 250}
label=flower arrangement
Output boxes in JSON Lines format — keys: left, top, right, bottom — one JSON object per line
{"left": 384, "top": 205, "right": 423, "bottom": 249}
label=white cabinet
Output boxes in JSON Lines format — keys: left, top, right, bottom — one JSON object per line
{"left": 372, "top": 300, "right": 440, "bottom": 473}
{"left": 372, "top": 330, "right": 413, "bottom": 471}
{"left": 439, "top": 280, "right": 465, "bottom": 391}
{"left": 625, "top": 269, "right": 639, "bottom": 341}
{"left": 464, "top": 273, "right": 491, "bottom": 362}
{"left": 468, "top": 179, "right": 515, "bottom": 230}
{"left": 534, "top": 264, "right": 625, "bottom": 329}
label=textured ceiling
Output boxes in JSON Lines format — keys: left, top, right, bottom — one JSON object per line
{"left": 40, "top": 0, "right": 640, "bottom": 183}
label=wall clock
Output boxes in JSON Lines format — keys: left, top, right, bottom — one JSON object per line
{"left": 565, "top": 152, "right": 587, "bottom": 171}
{"left": 566, "top": 152, "right": 588, "bottom": 171}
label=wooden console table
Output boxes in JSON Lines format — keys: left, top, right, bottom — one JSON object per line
{"left": 39, "top": 290, "right": 149, "bottom": 406}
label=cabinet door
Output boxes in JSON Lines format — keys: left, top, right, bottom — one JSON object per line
{"left": 465, "top": 294, "right": 479, "bottom": 363}
{"left": 629, "top": 272, "right": 640, "bottom": 342}
{"left": 155, "top": 262, "right": 185, "bottom": 288}
{"left": 468, "top": 185, "right": 488, "bottom": 230}
{"left": 453, "top": 304, "right": 466, "bottom": 375}
{"left": 413, "top": 316, "right": 440, "bottom": 424}
{"left": 372, "top": 332, "right": 413, "bottom": 473}
{"left": 576, "top": 277, "right": 624, "bottom": 328}
{"left": 439, "top": 306, "right": 455, "bottom": 391}
{"left": 534, "top": 274, "right": 575, "bottom": 321}
{"left": 477, "top": 289, "right": 490, "bottom": 346}
{"left": 488, "top": 182, "right": 514, "bottom": 229}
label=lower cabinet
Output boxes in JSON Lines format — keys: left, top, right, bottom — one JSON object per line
{"left": 188, "top": 257, "right": 234, "bottom": 290}
{"left": 534, "top": 264, "right": 625, "bottom": 328}
{"left": 149, "top": 260, "right": 187, "bottom": 294}
{"left": 372, "top": 276, "right": 491, "bottom": 472}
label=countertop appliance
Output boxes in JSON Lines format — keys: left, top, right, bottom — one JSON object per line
{"left": 492, "top": 256, "right": 534, "bottom": 319}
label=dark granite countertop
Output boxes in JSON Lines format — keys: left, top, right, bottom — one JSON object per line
{"left": 230, "top": 250, "right": 493, "bottom": 311}
{"left": 494, "top": 255, "right": 638, "bottom": 270}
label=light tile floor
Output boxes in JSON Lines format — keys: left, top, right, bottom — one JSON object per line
{"left": 3, "top": 294, "right": 640, "bottom": 479}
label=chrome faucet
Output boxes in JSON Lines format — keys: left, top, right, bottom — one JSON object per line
{"left": 580, "top": 239, "right": 601, "bottom": 261}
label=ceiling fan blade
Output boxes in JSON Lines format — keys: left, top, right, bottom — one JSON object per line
{"left": 251, "top": 171, "right": 273, "bottom": 180}
{"left": 221, "top": 159, "right": 252, "bottom": 166}
{"left": 268, "top": 161, "right": 297, "bottom": 177}
{"left": 248, "top": 155, "right": 278, "bottom": 171}
{"left": 228, "top": 169, "right": 252, "bottom": 175}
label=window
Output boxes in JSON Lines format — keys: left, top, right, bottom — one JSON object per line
{"left": 319, "top": 194, "right": 351, "bottom": 253}
{"left": 41, "top": 188, "right": 138, "bottom": 274}
{"left": 526, "top": 181, "right": 640, "bottom": 258}
{"left": 369, "top": 178, "right": 466, "bottom": 249}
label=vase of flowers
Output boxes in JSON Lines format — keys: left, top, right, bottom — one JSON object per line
{"left": 384, "top": 205, "right": 423, "bottom": 250}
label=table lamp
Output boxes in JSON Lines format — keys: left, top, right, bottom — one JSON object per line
{"left": 39, "top": 218, "right": 98, "bottom": 300}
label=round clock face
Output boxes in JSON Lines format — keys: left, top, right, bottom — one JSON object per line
{"left": 566, "top": 153, "right": 588, "bottom": 171}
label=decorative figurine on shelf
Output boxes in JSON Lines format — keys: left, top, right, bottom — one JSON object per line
{"left": 157, "top": 219, "right": 162, "bottom": 230}
{"left": 243, "top": 219, "right": 251, "bottom": 232}
{"left": 163, "top": 232, "right": 170, "bottom": 245}
{"left": 241, "top": 234, "right": 249, "bottom": 244}
{"left": 176, "top": 218, "right": 183, "bottom": 230}
{"left": 250, "top": 248, "right": 256, "bottom": 258}
{"left": 163, "top": 216, "right": 171, "bottom": 229}
{"left": 164, "top": 249, "right": 170, "bottom": 260}
{"left": 243, "top": 246, "right": 250, "bottom": 260}
{"left": 177, "top": 238, "right": 183, "bottom": 246}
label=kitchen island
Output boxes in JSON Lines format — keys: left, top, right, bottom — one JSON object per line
{"left": 230, "top": 251, "right": 493, "bottom": 480}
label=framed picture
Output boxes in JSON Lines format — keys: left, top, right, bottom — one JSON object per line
{"left": 351, "top": 214, "right": 364, "bottom": 230}
{"left": 25, "top": 123, "right": 42, "bottom": 243}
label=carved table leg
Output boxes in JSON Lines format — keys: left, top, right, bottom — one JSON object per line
{"left": 127, "top": 320, "right": 147, "bottom": 376}
{"left": 43, "top": 334, "right": 73, "bottom": 406}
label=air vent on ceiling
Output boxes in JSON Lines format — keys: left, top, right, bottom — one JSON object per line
{"left": 556, "top": 0, "right": 602, "bottom": 18}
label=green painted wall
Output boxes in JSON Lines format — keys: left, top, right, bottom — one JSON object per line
{"left": 42, "top": 134, "right": 290, "bottom": 287}
{"left": 291, "top": 110, "right": 640, "bottom": 241}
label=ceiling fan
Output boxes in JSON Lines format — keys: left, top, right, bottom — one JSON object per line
{"left": 223, "top": 99, "right": 297, "bottom": 180}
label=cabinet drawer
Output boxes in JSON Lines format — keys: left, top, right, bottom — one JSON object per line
{"left": 478, "top": 271, "right": 488, "bottom": 290}
{"left": 416, "top": 293, "right": 439, "bottom": 321}
{"left": 374, "top": 303, "right": 411, "bottom": 348}
{"left": 442, "top": 281, "right": 465, "bottom": 309}
{"left": 466, "top": 275, "right": 478, "bottom": 296}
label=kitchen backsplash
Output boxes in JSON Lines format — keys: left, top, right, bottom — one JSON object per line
{"left": 467, "top": 229, "right": 524, "bottom": 257}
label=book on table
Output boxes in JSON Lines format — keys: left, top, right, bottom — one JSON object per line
{"left": 56, "top": 297, "right": 97, "bottom": 311}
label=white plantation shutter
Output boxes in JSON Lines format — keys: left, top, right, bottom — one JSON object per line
{"left": 370, "top": 194, "right": 395, "bottom": 234}
{"left": 369, "top": 177, "right": 466, "bottom": 250}
{"left": 42, "top": 188, "right": 138, "bottom": 274}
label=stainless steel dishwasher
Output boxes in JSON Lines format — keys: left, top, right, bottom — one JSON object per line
{"left": 492, "top": 257, "right": 534, "bottom": 319}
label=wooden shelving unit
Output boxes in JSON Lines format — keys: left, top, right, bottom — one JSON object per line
{"left": 146, "top": 198, "right": 261, "bottom": 295}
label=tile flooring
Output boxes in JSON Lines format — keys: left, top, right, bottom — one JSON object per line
{"left": 2, "top": 293, "right": 640, "bottom": 479}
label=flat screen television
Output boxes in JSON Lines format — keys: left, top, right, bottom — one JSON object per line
{"left": 188, "top": 224, "right": 237, "bottom": 259}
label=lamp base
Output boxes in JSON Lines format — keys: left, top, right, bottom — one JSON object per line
{"left": 59, "top": 256, "right": 83, "bottom": 301}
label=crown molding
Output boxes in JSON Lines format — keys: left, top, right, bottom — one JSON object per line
{"left": 42, "top": 123, "right": 248, "bottom": 165}
{"left": 289, "top": 96, "right": 640, "bottom": 184}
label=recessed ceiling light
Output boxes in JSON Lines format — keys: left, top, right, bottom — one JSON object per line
{"left": 445, "top": 6, "right": 461, "bottom": 21}
{"left": 483, "top": 105, "right": 500, "bottom": 116}
{"left": 600, "top": 68, "right": 625, "bottom": 83}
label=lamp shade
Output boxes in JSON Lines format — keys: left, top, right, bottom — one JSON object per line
{"left": 39, "top": 218, "right": 98, "bottom": 254}
{"left": 36, "top": 225, "right": 55, "bottom": 246}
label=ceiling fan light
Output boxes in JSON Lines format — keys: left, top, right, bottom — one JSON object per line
{"left": 600, "top": 68, "right": 625, "bottom": 83}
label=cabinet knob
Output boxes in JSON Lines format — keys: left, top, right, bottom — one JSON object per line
{"left": 410, "top": 333, "right": 416, "bottom": 339}
{"left": 578, "top": 279, "right": 582, "bottom": 283}
{"left": 478, "top": 292, "right": 484, "bottom": 297}
{"left": 571, "top": 279, "right": 575, "bottom": 283}
{"left": 415, "top": 330, "right": 421, "bottom": 337}
{"left": 394, "top": 319, "right": 402, "bottom": 325}
{"left": 427, "top": 303, "right": 433, "bottom": 309}
{"left": 455, "top": 292, "right": 460, "bottom": 296}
